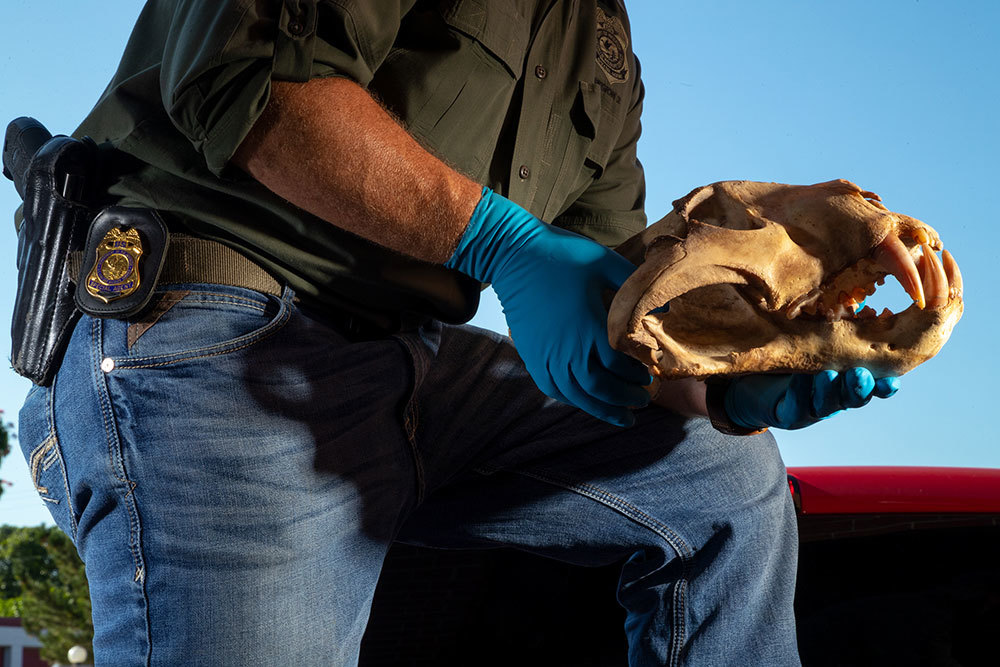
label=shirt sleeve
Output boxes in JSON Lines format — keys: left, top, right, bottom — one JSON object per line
{"left": 159, "top": 0, "right": 416, "bottom": 177}
{"left": 553, "top": 57, "right": 647, "bottom": 248}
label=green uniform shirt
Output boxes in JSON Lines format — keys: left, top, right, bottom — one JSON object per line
{"left": 74, "top": 0, "right": 647, "bottom": 326}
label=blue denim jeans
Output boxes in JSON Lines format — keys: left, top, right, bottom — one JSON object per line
{"left": 19, "top": 282, "right": 799, "bottom": 666}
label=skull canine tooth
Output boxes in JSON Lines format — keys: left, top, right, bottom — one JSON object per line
{"left": 942, "top": 249, "right": 963, "bottom": 297}
{"left": 875, "top": 234, "right": 925, "bottom": 309}
{"left": 920, "top": 243, "right": 950, "bottom": 310}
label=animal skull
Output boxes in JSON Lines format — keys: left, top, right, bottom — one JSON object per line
{"left": 609, "top": 180, "right": 963, "bottom": 379}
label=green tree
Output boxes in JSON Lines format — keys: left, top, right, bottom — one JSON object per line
{"left": 0, "top": 525, "right": 93, "bottom": 664}
{"left": 0, "top": 410, "right": 13, "bottom": 500}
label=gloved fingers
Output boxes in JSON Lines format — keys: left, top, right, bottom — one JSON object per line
{"left": 579, "top": 355, "right": 651, "bottom": 409}
{"left": 522, "top": 360, "right": 574, "bottom": 408}
{"left": 874, "top": 376, "right": 901, "bottom": 398}
{"left": 736, "top": 368, "right": 899, "bottom": 432}
{"left": 811, "top": 369, "right": 849, "bottom": 418}
{"left": 839, "top": 367, "right": 877, "bottom": 409}
{"left": 774, "top": 373, "right": 816, "bottom": 429}
{"left": 555, "top": 361, "right": 637, "bottom": 427}
{"left": 593, "top": 334, "right": 654, "bottom": 387}
{"left": 725, "top": 373, "right": 793, "bottom": 429}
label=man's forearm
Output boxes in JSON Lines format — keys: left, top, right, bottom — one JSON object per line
{"left": 233, "top": 77, "right": 482, "bottom": 263}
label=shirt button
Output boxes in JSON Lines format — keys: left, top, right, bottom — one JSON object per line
{"left": 534, "top": 65, "right": 547, "bottom": 79}
{"left": 518, "top": 165, "right": 531, "bottom": 179}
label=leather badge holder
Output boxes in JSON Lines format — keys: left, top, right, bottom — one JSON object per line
{"left": 75, "top": 206, "right": 169, "bottom": 319}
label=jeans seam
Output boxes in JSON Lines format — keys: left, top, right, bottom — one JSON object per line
{"left": 167, "top": 298, "right": 266, "bottom": 312}
{"left": 47, "top": 374, "right": 79, "bottom": 540}
{"left": 92, "top": 317, "right": 152, "bottom": 663}
{"left": 478, "top": 463, "right": 691, "bottom": 666}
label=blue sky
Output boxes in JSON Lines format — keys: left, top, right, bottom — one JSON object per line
{"left": 1, "top": 1, "right": 998, "bottom": 527}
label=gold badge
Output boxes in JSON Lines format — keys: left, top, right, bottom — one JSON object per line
{"left": 85, "top": 227, "right": 143, "bottom": 303}
{"left": 596, "top": 7, "right": 630, "bottom": 84}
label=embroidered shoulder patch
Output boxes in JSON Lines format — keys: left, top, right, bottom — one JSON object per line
{"left": 596, "top": 6, "right": 630, "bottom": 84}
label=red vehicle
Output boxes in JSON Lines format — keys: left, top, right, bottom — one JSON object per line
{"left": 360, "top": 467, "right": 1000, "bottom": 666}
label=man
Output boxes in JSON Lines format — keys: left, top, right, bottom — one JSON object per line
{"left": 15, "top": 1, "right": 896, "bottom": 664}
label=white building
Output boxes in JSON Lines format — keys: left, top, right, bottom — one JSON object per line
{"left": 0, "top": 618, "right": 44, "bottom": 667}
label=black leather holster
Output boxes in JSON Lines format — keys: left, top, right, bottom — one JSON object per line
{"left": 4, "top": 118, "right": 101, "bottom": 385}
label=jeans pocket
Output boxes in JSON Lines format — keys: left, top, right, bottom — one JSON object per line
{"left": 18, "top": 383, "right": 78, "bottom": 540}
{"left": 115, "top": 284, "right": 292, "bottom": 368}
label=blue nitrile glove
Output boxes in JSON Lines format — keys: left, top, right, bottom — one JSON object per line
{"left": 446, "top": 187, "right": 652, "bottom": 426}
{"left": 724, "top": 368, "right": 900, "bottom": 431}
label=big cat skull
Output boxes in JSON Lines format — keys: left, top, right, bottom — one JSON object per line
{"left": 609, "top": 180, "right": 963, "bottom": 379}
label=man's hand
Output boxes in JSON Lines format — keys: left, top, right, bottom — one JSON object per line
{"left": 447, "top": 189, "right": 651, "bottom": 427}
{"left": 724, "top": 368, "right": 900, "bottom": 431}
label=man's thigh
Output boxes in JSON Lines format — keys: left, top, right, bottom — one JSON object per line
{"left": 394, "top": 321, "right": 800, "bottom": 665}
{"left": 397, "top": 320, "right": 792, "bottom": 542}
{"left": 19, "top": 285, "right": 421, "bottom": 666}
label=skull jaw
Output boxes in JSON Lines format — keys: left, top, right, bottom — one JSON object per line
{"left": 626, "top": 286, "right": 964, "bottom": 379}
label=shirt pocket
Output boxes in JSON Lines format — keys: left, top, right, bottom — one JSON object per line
{"left": 547, "top": 80, "right": 629, "bottom": 217}
{"left": 370, "top": 0, "right": 529, "bottom": 180}
{"left": 577, "top": 80, "right": 627, "bottom": 178}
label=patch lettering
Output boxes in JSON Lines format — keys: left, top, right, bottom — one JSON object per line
{"left": 596, "top": 7, "right": 630, "bottom": 84}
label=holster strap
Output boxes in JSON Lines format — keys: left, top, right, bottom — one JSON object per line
{"left": 69, "top": 234, "right": 283, "bottom": 297}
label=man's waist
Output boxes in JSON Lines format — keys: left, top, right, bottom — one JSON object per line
{"left": 68, "top": 232, "right": 418, "bottom": 340}
{"left": 68, "top": 233, "right": 283, "bottom": 297}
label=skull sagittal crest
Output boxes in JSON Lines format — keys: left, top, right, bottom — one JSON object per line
{"left": 609, "top": 180, "right": 964, "bottom": 379}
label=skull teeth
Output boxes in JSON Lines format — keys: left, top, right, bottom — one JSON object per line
{"left": 875, "top": 234, "right": 925, "bottom": 309}
{"left": 785, "top": 289, "right": 822, "bottom": 320}
{"left": 918, "top": 243, "right": 950, "bottom": 310}
{"left": 942, "top": 249, "right": 963, "bottom": 299}
{"left": 824, "top": 303, "right": 855, "bottom": 322}
{"left": 857, "top": 306, "right": 878, "bottom": 319}
{"left": 786, "top": 232, "right": 962, "bottom": 323}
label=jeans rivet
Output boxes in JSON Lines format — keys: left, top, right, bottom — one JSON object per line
{"left": 101, "top": 358, "right": 115, "bottom": 373}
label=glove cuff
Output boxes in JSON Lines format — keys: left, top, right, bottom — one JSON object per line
{"left": 444, "top": 186, "right": 542, "bottom": 284}
{"left": 705, "top": 378, "right": 768, "bottom": 436}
